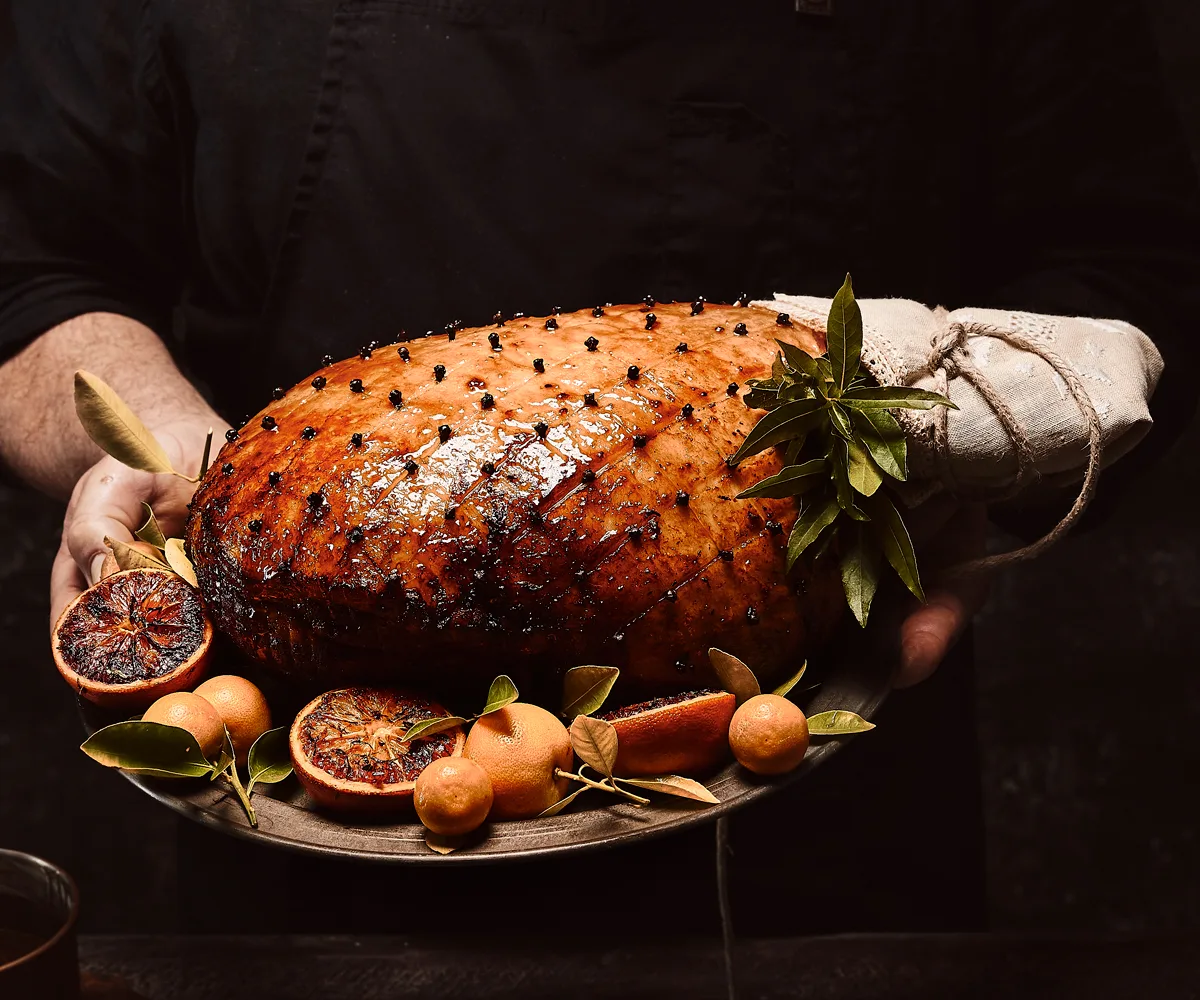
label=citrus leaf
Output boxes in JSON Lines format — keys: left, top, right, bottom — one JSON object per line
{"left": 561, "top": 665, "right": 620, "bottom": 717}
{"left": 401, "top": 715, "right": 469, "bottom": 743}
{"left": 786, "top": 496, "right": 841, "bottom": 571}
{"left": 840, "top": 525, "right": 882, "bottom": 627}
{"left": 479, "top": 674, "right": 519, "bottom": 717}
{"left": 425, "top": 831, "right": 466, "bottom": 855}
{"left": 772, "top": 661, "right": 808, "bottom": 698}
{"left": 862, "top": 491, "right": 925, "bottom": 601}
{"left": 840, "top": 387, "right": 957, "bottom": 410}
{"left": 828, "top": 402, "right": 853, "bottom": 441}
{"left": 134, "top": 503, "right": 168, "bottom": 550}
{"left": 246, "top": 726, "right": 293, "bottom": 794}
{"left": 850, "top": 408, "right": 907, "bottom": 481}
{"left": 105, "top": 536, "right": 168, "bottom": 571}
{"left": 619, "top": 775, "right": 719, "bottom": 804}
{"left": 706, "top": 648, "right": 761, "bottom": 704}
{"left": 538, "top": 785, "right": 591, "bottom": 818}
{"left": 776, "top": 340, "right": 821, "bottom": 378}
{"left": 73, "top": 371, "right": 178, "bottom": 476}
{"left": 208, "top": 729, "right": 235, "bottom": 783}
{"left": 826, "top": 274, "right": 862, "bottom": 393}
{"left": 846, "top": 437, "right": 884, "bottom": 497}
{"left": 569, "top": 716, "right": 618, "bottom": 777}
{"left": 163, "top": 538, "right": 199, "bottom": 587}
{"left": 808, "top": 710, "right": 876, "bottom": 735}
{"left": 735, "top": 460, "right": 825, "bottom": 500}
{"left": 728, "top": 397, "right": 827, "bottom": 465}
{"left": 81, "top": 721, "right": 215, "bottom": 778}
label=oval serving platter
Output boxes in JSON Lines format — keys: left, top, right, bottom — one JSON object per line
{"left": 79, "top": 603, "right": 898, "bottom": 864}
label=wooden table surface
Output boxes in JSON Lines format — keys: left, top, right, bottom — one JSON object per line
{"left": 78, "top": 932, "right": 1200, "bottom": 999}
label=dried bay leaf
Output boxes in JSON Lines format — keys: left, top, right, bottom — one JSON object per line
{"left": 619, "top": 775, "right": 719, "bottom": 804}
{"left": 81, "top": 721, "right": 215, "bottom": 778}
{"left": 562, "top": 665, "right": 620, "bottom": 718}
{"left": 807, "top": 711, "right": 876, "bottom": 736}
{"left": 425, "top": 831, "right": 465, "bottom": 855}
{"left": 105, "top": 536, "right": 168, "bottom": 571}
{"left": 569, "top": 715, "right": 618, "bottom": 776}
{"left": 538, "top": 786, "right": 591, "bottom": 818}
{"left": 772, "top": 661, "right": 808, "bottom": 698}
{"left": 706, "top": 648, "right": 761, "bottom": 704}
{"left": 163, "top": 538, "right": 199, "bottom": 587}
{"left": 74, "top": 371, "right": 178, "bottom": 476}
{"left": 135, "top": 502, "right": 168, "bottom": 550}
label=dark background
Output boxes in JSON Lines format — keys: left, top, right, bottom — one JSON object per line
{"left": 1, "top": 1, "right": 1198, "bottom": 934}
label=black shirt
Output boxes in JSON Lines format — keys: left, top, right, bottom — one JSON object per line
{"left": 1, "top": 0, "right": 1198, "bottom": 938}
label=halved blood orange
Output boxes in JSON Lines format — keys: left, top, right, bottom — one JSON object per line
{"left": 52, "top": 568, "right": 212, "bottom": 710}
{"left": 600, "top": 689, "right": 737, "bottom": 777}
{"left": 289, "top": 688, "right": 466, "bottom": 813}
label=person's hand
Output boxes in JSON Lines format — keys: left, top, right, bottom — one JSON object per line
{"left": 894, "top": 496, "right": 991, "bottom": 688}
{"left": 50, "top": 417, "right": 230, "bottom": 629}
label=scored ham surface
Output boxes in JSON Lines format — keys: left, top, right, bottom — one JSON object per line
{"left": 186, "top": 301, "right": 844, "bottom": 698}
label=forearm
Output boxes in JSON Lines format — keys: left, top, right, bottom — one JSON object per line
{"left": 0, "top": 312, "right": 219, "bottom": 498}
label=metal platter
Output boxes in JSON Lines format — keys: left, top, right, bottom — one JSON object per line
{"left": 80, "top": 604, "right": 897, "bottom": 864}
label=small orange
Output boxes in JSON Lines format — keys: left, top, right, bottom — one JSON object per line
{"left": 727, "top": 694, "right": 809, "bottom": 775}
{"left": 414, "top": 758, "right": 494, "bottom": 836}
{"left": 194, "top": 675, "right": 272, "bottom": 765}
{"left": 463, "top": 703, "right": 573, "bottom": 819}
{"left": 143, "top": 691, "right": 225, "bottom": 760}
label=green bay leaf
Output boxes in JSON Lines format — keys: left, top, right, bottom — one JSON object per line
{"left": 840, "top": 387, "right": 957, "bottom": 410}
{"left": 786, "top": 496, "right": 841, "bottom": 571}
{"left": 863, "top": 491, "right": 925, "bottom": 601}
{"left": 828, "top": 402, "right": 854, "bottom": 440}
{"left": 846, "top": 437, "right": 884, "bottom": 497}
{"left": 735, "top": 460, "right": 825, "bottom": 500}
{"left": 826, "top": 274, "right": 863, "bottom": 393}
{"left": 81, "top": 721, "right": 215, "bottom": 778}
{"left": 840, "top": 526, "right": 882, "bottom": 627}
{"left": 561, "top": 665, "right": 620, "bottom": 717}
{"left": 851, "top": 408, "right": 907, "bottom": 481}
{"left": 776, "top": 340, "right": 821, "bottom": 378}
{"left": 729, "top": 397, "right": 827, "bottom": 465}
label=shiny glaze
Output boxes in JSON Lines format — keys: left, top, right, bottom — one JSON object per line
{"left": 187, "top": 303, "right": 843, "bottom": 696}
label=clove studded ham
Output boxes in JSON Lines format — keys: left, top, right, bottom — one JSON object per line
{"left": 186, "top": 302, "right": 844, "bottom": 697}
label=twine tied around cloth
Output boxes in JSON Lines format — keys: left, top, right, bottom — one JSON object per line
{"left": 923, "top": 309, "right": 1104, "bottom": 577}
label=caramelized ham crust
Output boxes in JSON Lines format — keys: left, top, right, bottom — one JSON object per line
{"left": 186, "top": 302, "right": 844, "bottom": 697}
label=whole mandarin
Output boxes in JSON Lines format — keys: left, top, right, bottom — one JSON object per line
{"left": 727, "top": 694, "right": 809, "bottom": 775}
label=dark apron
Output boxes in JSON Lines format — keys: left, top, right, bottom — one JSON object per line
{"left": 184, "top": 0, "right": 984, "bottom": 938}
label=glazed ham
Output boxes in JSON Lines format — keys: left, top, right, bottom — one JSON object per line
{"left": 186, "top": 302, "right": 844, "bottom": 697}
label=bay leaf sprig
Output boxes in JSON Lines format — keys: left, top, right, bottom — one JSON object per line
{"left": 731, "top": 275, "right": 956, "bottom": 625}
